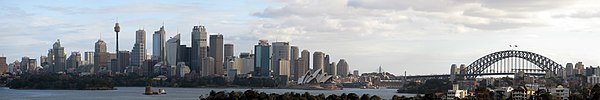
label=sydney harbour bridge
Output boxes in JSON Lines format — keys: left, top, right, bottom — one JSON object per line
{"left": 395, "top": 50, "right": 564, "bottom": 80}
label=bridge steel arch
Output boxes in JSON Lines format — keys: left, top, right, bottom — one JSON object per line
{"left": 465, "top": 50, "right": 563, "bottom": 79}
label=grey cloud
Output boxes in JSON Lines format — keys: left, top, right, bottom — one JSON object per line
{"left": 553, "top": 11, "right": 600, "bottom": 19}
{"left": 480, "top": 0, "right": 575, "bottom": 11}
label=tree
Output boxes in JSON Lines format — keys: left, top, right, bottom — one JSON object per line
{"left": 360, "top": 94, "right": 370, "bottom": 100}
{"left": 593, "top": 84, "right": 600, "bottom": 99}
{"left": 348, "top": 93, "right": 360, "bottom": 100}
{"left": 370, "top": 95, "right": 382, "bottom": 100}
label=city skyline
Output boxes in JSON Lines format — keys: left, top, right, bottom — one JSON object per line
{"left": 2, "top": 0, "right": 600, "bottom": 75}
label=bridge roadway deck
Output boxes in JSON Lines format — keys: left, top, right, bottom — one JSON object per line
{"left": 392, "top": 73, "right": 546, "bottom": 79}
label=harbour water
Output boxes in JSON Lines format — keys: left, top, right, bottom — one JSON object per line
{"left": 0, "top": 87, "right": 415, "bottom": 100}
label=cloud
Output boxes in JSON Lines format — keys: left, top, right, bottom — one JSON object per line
{"left": 37, "top": 3, "right": 206, "bottom": 14}
{"left": 554, "top": 11, "right": 600, "bottom": 18}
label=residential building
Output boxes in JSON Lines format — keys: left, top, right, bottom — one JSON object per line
{"left": 550, "top": 85, "right": 569, "bottom": 100}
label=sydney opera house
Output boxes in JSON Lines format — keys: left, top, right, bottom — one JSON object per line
{"left": 295, "top": 69, "right": 339, "bottom": 90}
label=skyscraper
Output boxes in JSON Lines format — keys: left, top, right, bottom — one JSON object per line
{"left": 201, "top": 57, "right": 215, "bottom": 76}
{"left": 66, "top": 52, "right": 81, "bottom": 73}
{"left": 271, "top": 42, "right": 290, "bottom": 76}
{"left": 166, "top": 34, "right": 181, "bottom": 67}
{"left": 313, "top": 51, "right": 325, "bottom": 73}
{"left": 239, "top": 53, "right": 254, "bottom": 74}
{"left": 327, "top": 62, "right": 336, "bottom": 76}
{"left": 153, "top": 26, "right": 166, "bottom": 63}
{"left": 83, "top": 51, "right": 94, "bottom": 65}
{"left": 131, "top": 29, "right": 147, "bottom": 72}
{"left": 254, "top": 40, "right": 271, "bottom": 77}
{"left": 191, "top": 26, "right": 207, "bottom": 74}
{"left": 224, "top": 44, "right": 235, "bottom": 76}
{"left": 0, "top": 57, "right": 6, "bottom": 74}
{"left": 20, "top": 57, "right": 36, "bottom": 73}
{"left": 209, "top": 34, "right": 224, "bottom": 75}
{"left": 179, "top": 45, "right": 192, "bottom": 66}
{"left": 94, "top": 39, "right": 108, "bottom": 74}
{"left": 299, "top": 50, "right": 310, "bottom": 78}
{"left": 224, "top": 44, "right": 234, "bottom": 58}
{"left": 324, "top": 54, "right": 330, "bottom": 74}
{"left": 336, "top": 59, "right": 349, "bottom": 77}
{"left": 52, "top": 39, "right": 66, "bottom": 73}
{"left": 290, "top": 46, "right": 299, "bottom": 80}
{"left": 116, "top": 51, "right": 130, "bottom": 73}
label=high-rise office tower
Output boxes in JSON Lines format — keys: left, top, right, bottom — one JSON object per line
{"left": 116, "top": 51, "right": 130, "bottom": 73}
{"left": 52, "top": 39, "right": 66, "bottom": 73}
{"left": 166, "top": 34, "right": 180, "bottom": 67}
{"left": 201, "top": 57, "right": 215, "bottom": 76}
{"left": 43, "top": 50, "right": 54, "bottom": 72}
{"left": 94, "top": 39, "right": 108, "bottom": 74}
{"left": 313, "top": 51, "right": 325, "bottom": 73}
{"left": 327, "top": 62, "right": 336, "bottom": 77}
{"left": 254, "top": 40, "right": 271, "bottom": 77}
{"left": 336, "top": 59, "right": 348, "bottom": 77}
{"left": 191, "top": 26, "right": 208, "bottom": 74}
{"left": 566, "top": 63, "right": 573, "bottom": 76}
{"left": 131, "top": 29, "right": 147, "bottom": 71}
{"left": 0, "top": 57, "right": 6, "bottom": 74}
{"left": 239, "top": 53, "right": 254, "bottom": 74}
{"left": 324, "top": 55, "right": 330, "bottom": 74}
{"left": 153, "top": 26, "right": 166, "bottom": 63}
{"left": 290, "top": 46, "right": 299, "bottom": 80}
{"left": 179, "top": 45, "right": 192, "bottom": 66}
{"left": 224, "top": 44, "right": 234, "bottom": 58}
{"left": 271, "top": 42, "right": 290, "bottom": 76}
{"left": 299, "top": 50, "right": 310, "bottom": 77}
{"left": 66, "top": 52, "right": 81, "bottom": 73}
{"left": 20, "top": 57, "right": 36, "bottom": 73}
{"left": 20, "top": 57, "right": 30, "bottom": 73}
{"left": 83, "top": 52, "right": 94, "bottom": 65}
{"left": 224, "top": 44, "right": 234, "bottom": 75}
{"left": 209, "top": 34, "right": 224, "bottom": 75}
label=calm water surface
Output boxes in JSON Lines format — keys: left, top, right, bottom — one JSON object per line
{"left": 0, "top": 87, "right": 414, "bottom": 100}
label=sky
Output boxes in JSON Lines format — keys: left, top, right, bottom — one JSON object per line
{"left": 1, "top": 0, "right": 600, "bottom": 75}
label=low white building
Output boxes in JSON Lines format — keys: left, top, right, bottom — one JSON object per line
{"left": 550, "top": 85, "right": 569, "bottom": 100}
{"left": 446, "top": 84, "right": 468, "bottom": 100}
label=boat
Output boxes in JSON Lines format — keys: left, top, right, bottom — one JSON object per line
{"left": 144, "top": 86, "right": 154, "bottom": 95}
{"left": 144, "top": 86, "right": 166, "bottom": 95}
{"left": 158, "top": 89, "right": 167, "bottom": 94}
